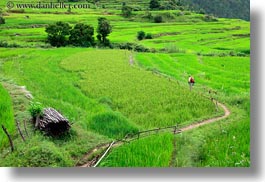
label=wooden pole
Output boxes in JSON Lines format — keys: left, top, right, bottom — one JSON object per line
{"left": 1, "top": 125, "right": 14, "bottom": 152}
{"left": 16, "top": 120, "right": 25, "bottom": 142}
{"left": 23, "top": 119, "right": 29, "bottom": 137}
{"left": 93, "top": 141, "right": 115, "bottom": 167}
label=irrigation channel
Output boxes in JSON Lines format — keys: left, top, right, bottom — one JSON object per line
{"left": 77, "top": 100, "right": 231, "bottom": 167}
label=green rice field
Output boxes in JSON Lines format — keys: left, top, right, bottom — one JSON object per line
{"left": 0, "top": 0, "right": 250, "bottom": 167}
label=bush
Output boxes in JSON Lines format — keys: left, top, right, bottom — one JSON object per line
{"left": 134, "top": 44, "right": 150, "bottom": 52}
{"left": 145, "top": 33, "right": 153, "bottom": 39}
{"left": 90, "top": 111, "right": 138, "bottom": 139}
{"left": 154, "top": 15, "right": 163, "bottom": 23}
{"left": 0, "top": 41, "right": 20, "bottom": 48}
{"left": 28, "top": 102, "right": 43, "bottom": 119}
{"left": 116, "top": 42, "right": 135, "bottom": 50}
{"left": 0, "top": 16, "right": 5, "bottom": 24}
{"left": 137, "top": 31, "right": 146, "bottom": 40}
{"left": 115, "top": 42, "right": 150, "bottom": 52}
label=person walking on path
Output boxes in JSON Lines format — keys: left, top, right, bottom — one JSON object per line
{"left": 188, "top": 75, "right": 195, "bottom": 91}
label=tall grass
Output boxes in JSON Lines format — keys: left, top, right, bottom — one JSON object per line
{"left": 100, "top": 133, "right": 174, "bottom": 167}
{"left": 0, "top": 84, "right": 15, "bottom": 148}
{"left": 134, "top": 52, "right": 250, "bottom": 167}
{"left": 61, "top": 49, "right": 219, "bottom": 129}
{"left": 90, "top": 111, "right": 138, "bottom": 139}
{"left": 0, "top": 48, "right": 110, "bottom": 166}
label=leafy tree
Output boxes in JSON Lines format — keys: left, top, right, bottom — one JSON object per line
{"left": 45, "top": 21, "right": 71, "bottom": 47}
{"left": 137, "top": 31, "right": 146, "bottom": 41}
{"left": 97, "top": 17, "right": 112, "bottom": 46}
{"left": 0, "top": 16, "right": 5, "bottom": 25}
{"left": 149, "top": 0, "right": 160, "bottom": 10}
{"left": 69, "top": 23, "right": 94, "bottom": 47}
{"left": 122, "top": 5, "right": 133, "bottom": 18}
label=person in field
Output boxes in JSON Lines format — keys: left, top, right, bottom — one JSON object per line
{"left": 188, "top": 75, "right": 195, "bottom": 91}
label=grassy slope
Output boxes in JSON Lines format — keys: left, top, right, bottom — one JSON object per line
{"left": 101, "top": 52, "right": 250, "bottom": 167}
{"left": 0, "top": 48, "right": 218, "bottom": 166}
{"left": 0, "top": 84, "right": 15, "bottom": 148}
{"left": 0, "top": 0, "right": 250, "bottom": 167}
{"left": 0, "top": 48, "right": 110, "bottom": 166}
{"left": 60, "top": 49, "right": 219, "bottom": 129}
{"left": 132, "top": 53, "right": 249, "bottom": 167}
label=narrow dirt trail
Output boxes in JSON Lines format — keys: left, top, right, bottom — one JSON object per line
{"left": 180, "top": 101, "right": 230, "bottom": 132}
{"left": 78, "top": 100, "right": 231, "bottom": 167}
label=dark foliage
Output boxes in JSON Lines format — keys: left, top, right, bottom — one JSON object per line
{"left": 69, "top": 23, "right": 95, "bottom": 47}
{"left": 137, "top": 31, "right": 146, "bottom": 40}
{"left": 149, "top": 0, "right": 160, "bottom": 10}
{"left": 145, "top": 33, "right": 153, "bottom": 39}
{"left": 115, "top": 42, "right": 150, "bottom": 52}
{"left": 45, "top": 21, "right": 71, "bottom": 47}
{"left": 0, "top": 16, "right": 5, "bottom": 24}
{"left": 154, "top": 15, "right": 163, "bottom": 23}
{"left": 184, "top": 0, "right": 250, "bottom": 21}
{"left": 97, "top": 17, "right": 112, "bottom": 46}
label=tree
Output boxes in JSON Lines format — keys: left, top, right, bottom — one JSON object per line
{"left": 45, "top": 21, "right": 71, "bottom": 47}
{"left": 122, "top": 5, "right": 133, "bottom": 18}
{"left": 149, "top": 0, "right": 160, "bottom": 10}
{"left": 97, "top": 17, "right": 112, "bottom": 46}
{"left": 0, "top": 16, "right": 5, "bottom": 25}
{"left": 69, "top": 23, "right": 94, "bottom": 47}
{"left": 137, "top": 31, "right": 145, "bottom": 41}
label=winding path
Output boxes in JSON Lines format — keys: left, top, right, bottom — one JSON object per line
{"left": 77, "top": 100, "right": 231, "bottom": 167}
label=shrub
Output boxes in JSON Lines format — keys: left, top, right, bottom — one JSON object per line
{"left": 28, "top": 102, "right": 43, "bottom": 119}
{"left": 137, "top": 31, "right": 146, "bottom": 40}
{"left": 145, "top": 33, "right": 153, "bottom": 39}
{"left": 115, "top": 42, "right": 150, "bottom": 52}
{"left": 90, "top": 111, "right": 138, "bottom": 139}
{"left": 134, "top": 44, "right": 150, "bottom": 52}
{"left": 154, "top": 15, "right": 163, "bottom": 23}
{"left": 0, "top": 41, "right": 20, "bottom": 48}
{"left": 0, "top": 16, "right": 5, "bottom": 24}
{"left": 117, "top": 42, "right": 135, "bottom": 50}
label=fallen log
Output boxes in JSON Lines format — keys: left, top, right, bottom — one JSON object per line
{"left": 33, "top": 108, "right": 71, "bottom": 136}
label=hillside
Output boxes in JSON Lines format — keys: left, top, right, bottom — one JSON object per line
{"left": 184, "top": 0, "right": 250, "bottom": 21}
{"left": 83, "top": 0, "right": 250, "bottom": 20}
{"left": 0, "top": 0, "right": 250, "bottom": 167}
